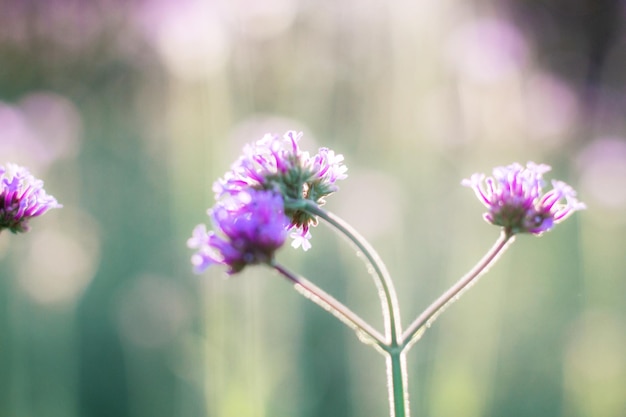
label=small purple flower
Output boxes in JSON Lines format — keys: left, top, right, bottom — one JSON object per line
{"left": 213, "top": 131, "right": 348, "bottom": 250}
{"left": 187, "top": 189, "right": 289, "bottom": 275}
{"left": 0, "top": 163, "right": 62, "bottom": 234}
{"left": 462, "top": 162, "right": 585, "bottom": 235}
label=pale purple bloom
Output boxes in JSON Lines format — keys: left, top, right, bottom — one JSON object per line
{"left": 0, "top": 163, "right": 62, "bottom": 233}
{"left": 213, "top": 131, "right": 347, "bottom": 250}
{"left": 187, "top": 189, "right": 289, "bottom": 275}
{"left": 462, "top": 162, "right": 585, "bottom": 235}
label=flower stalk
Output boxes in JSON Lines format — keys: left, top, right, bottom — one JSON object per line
{"left": 387, "top": 349, "right": 409, "bottom": 417}
{"left": 271, "top": 261, "right": 386, "bottom": 349}
{"left": 299, "top": 206, "right": 514, "bottom": 417}
{"left": 301, "top": 200, "right": 402, "bottom": 345}
{"left": 401, "top": 230, "right": 515, "bottom": 349}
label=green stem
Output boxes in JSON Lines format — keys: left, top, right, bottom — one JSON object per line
{"left": 401, "top": 230, "right": 515, "bottom": 349}
{"left": 271, "top": 261, "right": 386, "bottom": 349}
{"left": 387, "top": 349, "right": 409, "bottom": 417}
{"left": 303, "top": 201, "right": 402, "bottom": 345}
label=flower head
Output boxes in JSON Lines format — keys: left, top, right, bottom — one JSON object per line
{"left": 0, "top": 163, "right": 62, "bottom": 234}
{"left": 462, "top": 162, "right": 585, "bottom": 235}
{"left": 187, "top": 189, "right": 289, "bottom": 275}
{"left": 213, "top": 131, "right": 347, "bottom": 249}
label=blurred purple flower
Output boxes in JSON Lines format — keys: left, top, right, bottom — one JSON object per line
{"left": 446, "top": 18, "right": 528, "bottom": 84}
{"left": 0, "top": 94, "right": 82, "bottom": 170}
{"left": 0, "top": 163, "right": 62, "bottom": 234}
{"left": 463, "top": 162, "right": 585, "bottom": 235}
{"left": 187, "top": 189, "right": 289, "bottom": 275}
{"left": 213, "top": 130, "right": 347, "bottom": 250}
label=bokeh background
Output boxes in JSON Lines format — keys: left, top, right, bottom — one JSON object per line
{"left": 1, "top": 0, "right": 625, "bottom": 416}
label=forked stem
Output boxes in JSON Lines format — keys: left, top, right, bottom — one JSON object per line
{"left": 271, "top": 259, "right": 409, "bottom": 416}
{"left": 284, "top": 201, "right": 516, "bottom": 417}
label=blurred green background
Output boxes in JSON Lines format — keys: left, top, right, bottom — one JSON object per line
{"left": 1, "top": 0, "right": 625, "bottom": 416}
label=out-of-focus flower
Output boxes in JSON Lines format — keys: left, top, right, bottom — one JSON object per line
{"left": 0, "top": 163, "right": 62, "bottom": 234}
{"left": 463, "top": 162, "right": 585, "bottom": 235}
{"left": 0, "top": 94, "right": 82, "bottom": 170}
{"left": 135, "top": 0, "right": 230, "bottom": 80}
{"left": 187, "top": 189, "right": 289, "bottom": 275}
{"left": 577, "top": 137, "right": 626, "bottom": 210}
{"left": 213, "top": 131, "right": 347, "bottom": 250}
{"left": 446, "top": 17, "right": 528, "bottom": 84}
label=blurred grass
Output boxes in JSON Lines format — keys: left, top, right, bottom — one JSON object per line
{"left": 1, "top": 1, "right": 625, "bottom": 417}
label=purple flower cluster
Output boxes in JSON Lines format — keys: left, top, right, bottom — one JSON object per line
{"left": 0, "top": 163, "right": 62, "bottom": 234}
{"left": 213, "top": 131, "right": 347, "bottom": 250}
{"left": 187, "top": 189, "right": 289, "bottom": 275}
{"left": 463, "top": 162, "right": 585, "bottom": 235}
{"left": 188, "top": 131, "right": 348, "bottom": 274}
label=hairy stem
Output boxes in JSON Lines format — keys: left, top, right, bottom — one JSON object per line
{"left": 271, "top": 261, "right": 386, "bottom": 349}
{"left": 303, "top": 201, "right": 402, "bottom": 345}
{"left": 401, "top": 230, "right": 515, "bottom": 349}
{"left": 387, "top": 349, "right": 409, "bottom": 417}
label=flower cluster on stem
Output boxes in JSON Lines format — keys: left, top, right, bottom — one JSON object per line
{"left": 188, "top": 136, "right": 587, "bottom": 417}
{"left": 462, "top": 162, "right": 586, "bottom": 235}
{"left": 213, "top": 131, "right": 347, "bottom": 250}
{"left": 188, "top": 131, "right": 347, "bottom": 275}
{"left": 0, "top": 163, "right": 62, "bottom": 234}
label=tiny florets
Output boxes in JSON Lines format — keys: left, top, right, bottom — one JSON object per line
{"left": 212, "top": 131, "right": 347, "bottom": 250}
{"left": 462, "top": 162, "right": 585, "bottom": 235}
{"left": 0, "top": 163, "right": 62, "bottom": 234}
{"left": 187, "top": 189, "right": 289, "bottom": 275}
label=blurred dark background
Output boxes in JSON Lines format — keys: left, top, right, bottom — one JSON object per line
{"left": 0, "top": 0, "right": 625, "bottom": 416}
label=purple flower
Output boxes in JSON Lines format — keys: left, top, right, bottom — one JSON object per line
{"left": 0, "top": 163, "right": 62, "bottom": 233}
{"left": 462, "top": 162, "right": 585, "bottom": 235}
{"left": 213, "top": 131, "right": 347, "bottom": 250}
{"left": 187, "top": 189, "right": 289, "bottom": 275}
